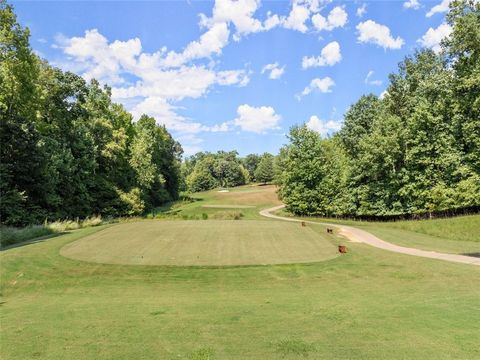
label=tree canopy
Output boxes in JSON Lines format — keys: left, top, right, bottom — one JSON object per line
{"left": 0, "top": 2, "right": 182, "bottom": 226}
{"left": 278, "top": 0, "right": 480, "bottom": 218}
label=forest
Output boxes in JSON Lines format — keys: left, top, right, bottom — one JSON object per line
{"left": 1, "top": 0, "right": 479, "bottom": 227}
{"left": 1, "top": 2, "right": 182, "bottom": 226}
{"left": 277, "top": 0, "right": 479, "bottom": 217}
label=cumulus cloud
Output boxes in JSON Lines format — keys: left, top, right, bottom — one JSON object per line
{"left": 55, "top": 28, "right": 251, "bottom": 143}
{"left": 233, "top": 104, "right": 281, "bottom": 133}
{"left": 356, "top": 20, "right": 404, "bottom": 49}
{"left": 161, "top": 22, "right": 230, "bottom": 67}
{"left": 302, "top": 41, "right": 341, "bottom": 68}
{"left": 426, "top": 0, "right": 451, "bottom": 17}
{"left": 199, "top": 0, "right": 263, "bottom": 41}
{"left": 261, "top": 62, "right": 285, "bottom": 79}
{"left": 300, "top": 77, "right": 335, "bottom": 97}
{"left": 418, "top": 23, "right": 452, "bottom": 52}
{"left": 356, "top": 3, "right": 367, "bottom": 17}
{"left": 365, "top": 70, "right": 382, "bottom": 86}
{"left": 311, "top": 6, "right": 348, "bottom": 31}
{"left": 306, "top": 115, "right": 342, "bottom": 136}
{"left": 282, "top": 2, "right": 311, "bottom": 33}
{"left": 404, "top": 0, "right": 421, "bottom": 10}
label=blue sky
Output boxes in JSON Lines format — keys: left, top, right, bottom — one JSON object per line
{"left": 13, "top": 0, "right": 452, "bottom": 156}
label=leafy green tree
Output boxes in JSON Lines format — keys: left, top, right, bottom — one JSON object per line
{"left": 243, "top": 154, "right": 261, "bottom": 181}
{"left": 444, "top": 0, "right": 480, "bottom": 172}
{"left": 254, "top": 153, "right": 275, "bottom": 184}
{"left": 0, "top": 1, "right": 45, "bottom": 225}
{"left": 279, "top": 126, "right": 349, "bottom": 216}
{"left": 338, "top": 94, "right": 382, "bottom": 159}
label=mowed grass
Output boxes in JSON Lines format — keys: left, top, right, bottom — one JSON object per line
{"left": 1, "top": 225, "right": 479, "bottom": 359}
{"left": 2, "top": 186, "right": 480, "bottom": 359}
{"left": 60, "top": 220, "right": 338, "bottom": 266}
{"left": 277, "top": 209, "right": 480, "bottom": 255}
{"left": 153, "top": 184, "right": 281, "bottom": 220}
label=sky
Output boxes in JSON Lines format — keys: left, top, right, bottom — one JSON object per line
{"left": 13, "top": 0, "right": 453, "bottom": 156}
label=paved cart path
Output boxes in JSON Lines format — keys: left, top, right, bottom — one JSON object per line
{"left": 260, "top": 205, "right": 480, "bottom": 266}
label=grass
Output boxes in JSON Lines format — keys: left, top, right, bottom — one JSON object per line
{"left": 149, "top": 184, "right": 281, "bottom": 220}
{"left": 60, "top": 220, "right": 338, "bottom": 266}
{"left": 276, "top": 209, "right": 480, "bottom": 255}
{"left": 1, "top": 185, "right": 480, "bottom": 359}
{"left": 0, "top": 216, "right": 103, "bottom": 248}
{"left": 1, "top": 225, "right": 479, "bottom": 359}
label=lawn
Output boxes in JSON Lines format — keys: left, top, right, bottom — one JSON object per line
{"left": 276, "top": 209, "right": 480, "bottom": 255}
{"left": 1, "top": 185, "right": 480, "bottom": 359}
{"left": 60, "top": 220, "right": 338, "bottom": 266}
{"left": 151, "top": 184, "right": 281, "bottom": 220}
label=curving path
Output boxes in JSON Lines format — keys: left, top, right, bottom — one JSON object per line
{"left": 260, "top": 205, "right": 480, "bottom": 266}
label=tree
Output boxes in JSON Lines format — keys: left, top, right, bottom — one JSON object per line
{"left": 254, "top": 153, "right": 275, "bottom": 184}
{"left": 338, "top": 94, "right": 382, "bottom": 159}
{"left": 444, "top": 0, "right": 480, "bottom": 173}
{"left": 0, "top": 1, "right": 45, "bottom": 225}
{"left": 243, "top": 154, "right": 261, "bottom": 181}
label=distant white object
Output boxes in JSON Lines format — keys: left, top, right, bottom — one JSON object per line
{"left": 218, "top": 189, "right": 229, "bottom": 193}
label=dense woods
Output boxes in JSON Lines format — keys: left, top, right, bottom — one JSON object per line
{"left": 278, "top": 0, "right": 480, "bottom": 217}
{"left": 0, "top": 2, "right": 182, "bottom": 226}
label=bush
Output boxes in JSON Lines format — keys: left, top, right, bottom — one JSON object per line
{"left": 202, "top": 213, "right": 209, "bottom": 220}
{"left": 81, "top": 216, "right": 102, "bottom": 227}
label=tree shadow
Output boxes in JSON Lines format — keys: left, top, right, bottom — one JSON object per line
{"left": 1, "top": 232, "right": 66, "bottom": 252}
{"left": 461, "top": 252, "right": 480, "bottom": 258}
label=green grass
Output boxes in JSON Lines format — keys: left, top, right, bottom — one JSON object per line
{"left": 0, "top": 216, "right": 103, "bottom": 248}
{"left": 1, "top": 186, "right": 480, "bottom": 359}
{"left": 1, "top": 225, "right": 479, "bottom": 359}
{"left": 149, "top": 184, "right": 281, "bottom": 220}
{"left": 277, "top": 209, "right": 480, "bottom": 255}
{"left": 60, "top": 220, "right": 338, "bottom": 266}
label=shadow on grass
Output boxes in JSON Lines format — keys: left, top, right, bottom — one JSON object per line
{"left": 462, "top": 252, "right": 480, "bottom": 258}
{"left": 0, "top": 232, "right": 67, "bottom": 251}
{"left": 151, "top": 196, "right": 204, "bottom": 216}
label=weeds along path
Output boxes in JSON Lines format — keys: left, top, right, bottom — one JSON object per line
{"left": 260, "top": 205, "right": 480, "bottom": 266}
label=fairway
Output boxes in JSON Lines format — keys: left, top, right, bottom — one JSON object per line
{"left": 60, "top": 220, "right": 339, "bottom": 266}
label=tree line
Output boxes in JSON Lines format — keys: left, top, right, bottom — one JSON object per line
{"left": 277, "top": 0, "right": 479, "bottom": 218}
{"left": 181, "top": 151, "right": 275, "bottom": 192}
{"left": 0, "top": 2, "right": 182, "bottom": 226}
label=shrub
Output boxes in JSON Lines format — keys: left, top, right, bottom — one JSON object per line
{"left": 82, "top": 216, "right": 102, "bottom": 227}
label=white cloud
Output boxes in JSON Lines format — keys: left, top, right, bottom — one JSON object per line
{"left": 161, "top": 22, "right": 230, "bottom": 67}
{"left": 365, "top": 70, "right": 382, "bottom": 86}
{"left": 233, "top": 104, "right": 281, "bottom": 133}
{"left": 111, "top": 66, "right": 248, "bottom": 101}
{"left": 199, "top": 0, "right": 263, "bottom": 40}
{"left": 55, "top": 27, "right": 250, "bottom": 156}
{"left": 426, "top": 0, "right": 451, "bottom": 17}
{"left": 379, "top": 90, "right": 389, "bottom": 100}
{"left": 311, "top": 6, "right": 348, "bottom": 31}
{"left": 302, "top": 41, "right": 341, "bottom": 68}
{"left": 418, "top": 23, "right": 452, "bottom": 53}
{"left": 282, "top": 3, "right": 311, "bottom": 33}
{"left": 306, "top": 115, "right": 342, "bottom": 136}
{"left": 356, "top": 3, "right": 367, "bottom": 17}
{"left": 261, "top": 62, "right": 285, "bottom": 79}
{"left": 131, "top": 97, "right": 230, "bottom": 134}
{"left": 356, "top": 20, "right": 404, "bottom": 49}
{"left": 131, "top": 97, "right": 201, "bottom": 133}
{"left": 404, "top": 0, "right": 421, "bottom": 10}
{"left": 300, "top": 77, "right": 335, "bottom": 97}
